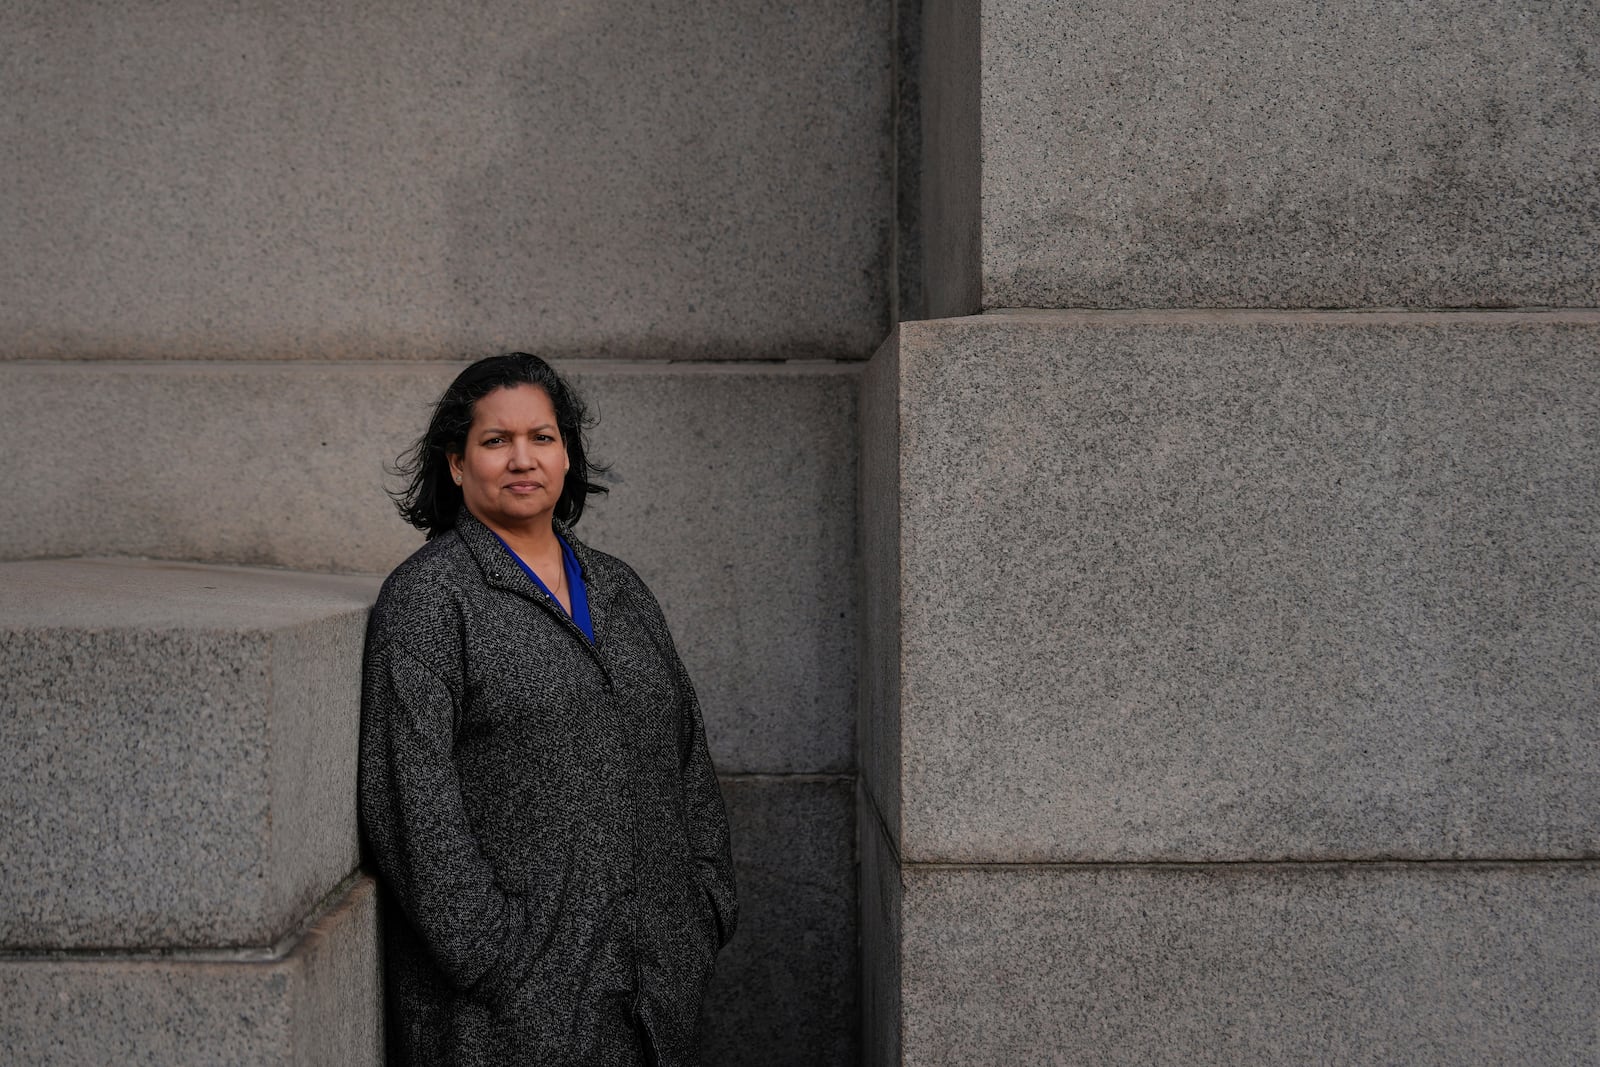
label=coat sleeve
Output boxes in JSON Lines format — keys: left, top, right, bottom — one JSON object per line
{"left": 359, "top": 637, "right": 542, "bottom": 1004}
{"left": 668, "top": 643, "right": 739, "bottom": 951}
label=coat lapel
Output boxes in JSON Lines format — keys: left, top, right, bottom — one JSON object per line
{"left": 453, "top": 508, "right": 612, "bottom": 658}
{"left": 561, "top": 524, "right": 615, "bottom": 655}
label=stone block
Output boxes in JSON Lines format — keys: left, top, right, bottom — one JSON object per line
{"left": 862, "top": 311, "right": 1600, "bottom": 863}
{"left": 0, "top": 877, "right": 381, "bottom": 1066}
{"left": 1, "top": 1, "right": 890, "bottom": 360}
{"left": 701, "top": 775, "right": 858, "bottom": 1067}
{"left": 921, "top": 0, "right": 1600, "bottom": 312}
{"left": 0, "top": 360, "right": 858, "bottom": 774}
{"left": 885, "top": 848, "right": 1600, "bottom": 1066}
{"left": 0, "top": 559, "right": 377, "bottom": 949}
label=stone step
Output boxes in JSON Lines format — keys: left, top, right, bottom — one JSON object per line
{"left": 0, "top": 876, "right": 380, "bottom": 1066}
{"left": 0, "top": 558, "right": 377, "bottom": 950}
{"left": 863, "top": 810, "right": 1600, "bottom": 1067}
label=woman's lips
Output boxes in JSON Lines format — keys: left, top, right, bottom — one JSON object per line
{"left": 504, "top": 481, "right": 543, "bottom": 492}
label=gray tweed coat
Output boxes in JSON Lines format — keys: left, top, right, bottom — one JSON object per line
{"left": 359, "top": 509, "right": 737, "bottom": 1066}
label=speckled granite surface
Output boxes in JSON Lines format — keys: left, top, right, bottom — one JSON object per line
{"left": 863, "top": 311, "right": 1600, "bottom": 864}
{"left": 0, "top": 878, "right": 380, "bottom": 1066}
{"left": 1, "top": 1, "right": 891, "bottom": 360}
{"left": 896, "top": 858, "right": 1600, "bottom": 1066}
{"left": 920, "top": 0, "right": 1600, "bottom": 311}
{"left": 0, "top": 558, "right": 376, "bottom": 949}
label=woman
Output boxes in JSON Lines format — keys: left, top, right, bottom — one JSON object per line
{"left": 359, "top": 353, "right": 737, "bottom": 1066}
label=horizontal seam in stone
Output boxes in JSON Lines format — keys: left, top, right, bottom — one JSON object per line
{"left": 0, "top": 870, "right": 366, "bottom": 963}
{"left": 900, "top": 857, "right": 1600, "bottom": 873}
{"left": 718, "top": 772, "right": 855, "bottom": 784}
{"left": 972, "top": 307, "right": 1600, "bottom": 325}
{"left": 0, "top": 357, "right": 870, "bottom": 373}
{"left": 0, "top": 553, "right": 388, "bottom": 583}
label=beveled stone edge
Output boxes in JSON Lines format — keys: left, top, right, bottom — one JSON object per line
{"left": 0, "top": 874, "right": 373, "bottom": 965}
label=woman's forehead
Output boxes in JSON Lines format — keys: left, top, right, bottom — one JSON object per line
{"left": 471, "top": 383, "right": 556, "bottom": 425}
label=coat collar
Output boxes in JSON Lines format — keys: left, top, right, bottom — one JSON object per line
{"left": 452, "top": 507, "right": 615, "bottom": 652}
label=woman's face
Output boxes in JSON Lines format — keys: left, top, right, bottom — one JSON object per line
{"left": 447, "top": 384, "right": 569, "bottom": 536}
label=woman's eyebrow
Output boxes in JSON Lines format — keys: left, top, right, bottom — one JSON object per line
{"left": 477, "top": 422, "right": 557, "bottom": 434}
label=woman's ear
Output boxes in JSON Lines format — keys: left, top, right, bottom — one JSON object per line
{"left": 447, "top": 451, "right": 463, "bottom": 485}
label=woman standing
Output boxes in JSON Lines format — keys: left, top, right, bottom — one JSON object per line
{"left": 360, "top": 353, "right": 737, "bottom": 1066}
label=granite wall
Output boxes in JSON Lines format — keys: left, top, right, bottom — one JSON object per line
{"left": 866, "top": 0, "right": 1600, "bottom": 1060}
{"left": 2, "top": 1, "right": 887, "bottom": 1061}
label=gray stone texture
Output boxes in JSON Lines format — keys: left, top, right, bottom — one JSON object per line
{"left": 919, "top": 0, "right": 1600, "bottom": 313}
{"left": 0, "top": 877, "right": 381, "bottom": 1066}
{"left": 575, "top": 366, "right": 860, "bottom": 777}
{"left": 0, "top": 0, "right": 891, "bottom": 361}
{"left": 866, "top": 311, "right": 1600, "bottom": 864}
{"left": 0, "top": 360, "right": 858, "bottom": 774}
{"left": 0, "top": 558, "right": 377, "bottom": 949}
{"left": 702, "top": 776, "right": 858, "bottom": 1067}
{"left": 894, "top": 0, "right": 927, "bottom": 322}
{"left": 892, "top": 856, "right": 1600, "bottom": 1066}
{"left": 918, "top": 0, "right": 982, "bottom": 318}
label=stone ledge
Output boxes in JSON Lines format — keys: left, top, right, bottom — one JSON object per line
{"left": 0, "top": 877, "right": 380, "bottom": 1066}
{"left": 1, "top": 558, "right": 376, "bottom": 950}
{"left": 977, "top": 308, "right": 1600, "bottom": 326}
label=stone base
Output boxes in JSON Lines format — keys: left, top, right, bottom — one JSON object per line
{"left": 703, "top": 776, "right": 858, "bottom": 1066}
{"left": 0, "top": 877, "right": 381, "bottom": 1066}
{"left": 866, "top": 811, "right": 1600, "bottom": 1066}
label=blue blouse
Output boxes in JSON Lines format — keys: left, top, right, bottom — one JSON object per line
{"left": 488, "top": 530, "right": 594, "bottom": 642}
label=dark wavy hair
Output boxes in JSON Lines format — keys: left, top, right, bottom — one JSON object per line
{"left": 390, "top": 353, "right": 608, "bottom": 537}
